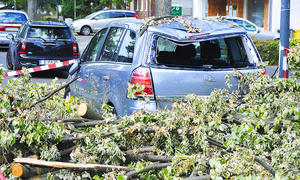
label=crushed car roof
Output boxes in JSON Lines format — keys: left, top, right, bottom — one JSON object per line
{"left": 110, "top": 17, "right": 246, "bottom": 40}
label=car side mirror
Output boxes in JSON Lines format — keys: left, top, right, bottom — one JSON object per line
{"left": 257, "top": 29, "right": 260, "bottom": 33}
{"left": 6, "top": 34, "right": 14, "bottom": 40}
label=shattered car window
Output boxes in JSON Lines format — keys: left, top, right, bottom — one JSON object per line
{"left": 155, "top": 36, "right": 253, "bottom": 68}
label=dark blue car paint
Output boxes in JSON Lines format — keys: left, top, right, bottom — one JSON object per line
{"left": 7, "top": 21, "right": 79, "bottom": 70}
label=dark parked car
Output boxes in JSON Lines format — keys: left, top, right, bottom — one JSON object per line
{"left": 6, "top": 21, "right": 79, "bottom": 70}
{"left": 67, "top": 18, "right": 262, "bottom": 117}
{"left": 0, "top": 10, "right": 28, "bottom": 48}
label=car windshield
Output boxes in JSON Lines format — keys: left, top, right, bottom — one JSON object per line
{"left": 155, "top": 36, "right": 254, "bottom": 68}
{"left": 28, "top": 27, "right": 72, "bottom": 40}
{"left": 0, "top": 12, "right": 27, "bottom": 24}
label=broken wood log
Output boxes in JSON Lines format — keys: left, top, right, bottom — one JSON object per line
{"left": 77, "top": 102, "right": 103, "bottom": 120}
{"left": 11, "top": 163, "right": 53, "bottom": 178}
{"left": 14, "top": 158, "right": 132, "bottom": 172}
{"left": 125, "top": 162, "right": 172, "bottom": 179}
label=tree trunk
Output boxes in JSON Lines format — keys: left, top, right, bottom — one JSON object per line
{"left": 154, "top": 0, "right": 172, "bottom": 17}
{"left": 27, "top": 0, "right": 37, "bottom": 20}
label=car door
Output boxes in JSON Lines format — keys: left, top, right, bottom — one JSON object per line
{"left": 72, "top": 26, "right": 126, "bottom": 114}
{"left": 86, "top": 27, "right": 126, "bottom": 110}
{"left": 70, "top": 28, "right": 108, "bottom": 113}
{"left": 107, "top": 29, "right": 137, "bottom": 116}
{"left": 91, "top": 12, "right": 111, "bottom": 32}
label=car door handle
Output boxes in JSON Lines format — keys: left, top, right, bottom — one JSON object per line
{"left": 103, "top": 76, "right": 110, "bottom": 80}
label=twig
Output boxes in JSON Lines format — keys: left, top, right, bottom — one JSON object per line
{"left": 125, "top": 162, "right": 172, "bottom": 179}
{"left": 24, "top": 76, "right": 79, "bottom": 110}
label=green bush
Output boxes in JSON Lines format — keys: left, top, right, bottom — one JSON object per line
{"left": 252, "top": 38, "right": 279, "bottom": 65}
{"left": 253, "top": 38, "right": 300, "bottom": 66}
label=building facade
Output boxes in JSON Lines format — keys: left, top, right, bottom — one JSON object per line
{"left": 130, "top": 0, "right": 300, "bottom": 32}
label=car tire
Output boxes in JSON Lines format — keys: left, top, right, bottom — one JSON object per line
{"left": 80, "top": 26, "right": 91, "bottom": 36}
{"left": 6, "top": 51, "right": 13, "bottom": 70}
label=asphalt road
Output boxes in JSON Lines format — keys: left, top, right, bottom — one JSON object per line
{"left": 0, "top": 35, "right": 93, "bottom": 86}
{"left": 0, "top": 35, "right": 278, "bottom": 87}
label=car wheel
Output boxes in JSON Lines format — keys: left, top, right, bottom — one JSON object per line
{"left": 80, "top": 26, "right": 91, "bottom": 36}
{"left": 6, "top": 51, "right": 13, "bottom": 70}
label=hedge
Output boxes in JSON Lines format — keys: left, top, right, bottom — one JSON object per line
{"left": 252, "top": 38, "right": 300, "bottom": 66}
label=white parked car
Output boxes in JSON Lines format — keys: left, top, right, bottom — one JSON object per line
{"left": 0, "top": 10, "right": 28, "bottom": 48}
{"left": 71, "top": 9, "right": 138, "bottom": 36}
{"left": 222, "top": 16, "right": 279, "bottom": 40}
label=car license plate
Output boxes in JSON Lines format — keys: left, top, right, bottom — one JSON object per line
{"left": 5, "top": 27, "right": 19, "bottom": 31}
{"left": 39, "top": 60, "right": 58, "bottom": 65}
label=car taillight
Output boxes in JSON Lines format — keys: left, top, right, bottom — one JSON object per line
{"left": 18, "top": 42, "right": 26, "bottom": 54}
{"left": 134, "top": 13, "right": 139, "bottom": 19}
{"left": 0, "top": 26, "right": 5, "bottom": 31}
{"left": 73, "top": 43, "right": 79, "bottom": 56}
{"left": 129, "top": 67, "right": 153, "bottom": 97}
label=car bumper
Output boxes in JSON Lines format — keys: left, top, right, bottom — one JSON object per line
{"left": 0, "top": 35, "right": 11, "bottom": 48}
{"left": 18, "top": 56, "right": 78, "bottom": 70}
{"left": 122, "top": 99, "right": 157, "bottom": 116}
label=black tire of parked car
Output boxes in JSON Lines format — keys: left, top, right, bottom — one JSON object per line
{"left": 6, "top": 52, "right": 13, "bottom": 70}
{"left": 80, "top": 26, "right": 92, "bottom": 36}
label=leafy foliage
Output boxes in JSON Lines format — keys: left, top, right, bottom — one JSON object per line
{"left": 253, "top": 38, "right": 300, "bottom": 69}
{"left": 61, "top": 0, "right": 133, "bottom": 19}
{"left": 0, "top": 69, "right": 299, "bottom": 179}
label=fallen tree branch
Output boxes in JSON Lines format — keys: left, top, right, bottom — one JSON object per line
{"left": 24, "top": 76, "right": 79, "bottom": 110}
{"left": 74, "top": 120, "right": 104, "bottom": 128}
{"left": 125, "top": 147, "right": 156, "bottom": 155}
{"left": 14, "top": 158, "right": 132, "bottom": 171}
{"left": 125, "top": 154, "right": 172, "bottom": 163}
{"left": 125, "top": 162, "right": 172, "bottom": 179}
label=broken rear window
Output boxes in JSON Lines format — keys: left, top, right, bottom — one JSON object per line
{"left": 155, "top": 36, "right": 254, "bottom": 68}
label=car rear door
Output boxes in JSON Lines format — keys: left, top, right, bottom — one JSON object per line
{"left": 26, "top": 26, "right": 74, "bottom": 61}
{"left": 149, "top": 35, "right": 260, "bottom": 109}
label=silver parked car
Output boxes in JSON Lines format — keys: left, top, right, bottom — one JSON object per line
{"left": 67, "top": 17, "right": 262, "bottom": 117}
{"left": 222, "top": 16, "right": 279, "bottom": 40}
{"left": 71, "top": 9, "right": 138, "bottom": 36}
{"left": 0, "top": 10, "right": 28, "bottom": 48}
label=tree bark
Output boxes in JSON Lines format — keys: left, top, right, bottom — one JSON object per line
{"left": 125, "top": 162, "right": 172, "bottom": 179}
{"left": 125, "top": 154, "right": 172, "bottom": 162}
{"left": 27, "top": 0, "right": 38, "bottom": 20}
{"left": 154, "top": 0, "right": 172, "bottom": 17}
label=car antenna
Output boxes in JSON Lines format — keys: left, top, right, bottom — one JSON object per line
{"left": 139, "top": 16, "right": 174, "bottom": 37}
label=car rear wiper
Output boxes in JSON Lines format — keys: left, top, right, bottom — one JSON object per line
{"left": 30, "top": 37, "right": 47, "bottom": 42}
